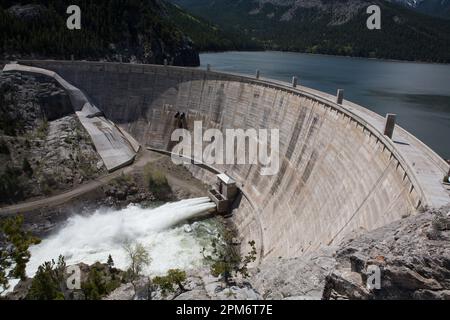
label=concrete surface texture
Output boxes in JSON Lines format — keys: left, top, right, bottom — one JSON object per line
{"left": 2, "top": 63, "right": 139, "bottom": 172}
{"left": 14, "top": 60, "right": 450, "bottom": 261}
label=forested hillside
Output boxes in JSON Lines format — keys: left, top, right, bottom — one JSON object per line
{"left": 0, "top": 0, "right": 249, "bottom": 66}
{"left": 166, "top": 3, "right": 261, "bottom": 52}
{"left": 172, "top": 0, "right": 450, "bottom": 63}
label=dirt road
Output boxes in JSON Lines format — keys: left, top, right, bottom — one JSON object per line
{"left": 0, "top": 150, "right": 165, "bottom": 216}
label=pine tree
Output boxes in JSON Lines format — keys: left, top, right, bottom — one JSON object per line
{"left": 107, "top": 255, "right": 114, "bottom": 269}
{"left": 0, "top": 215, "right": 41, "bottom": 295}
{"left": 26, "top": 256, "right": 67, "bottom": 300}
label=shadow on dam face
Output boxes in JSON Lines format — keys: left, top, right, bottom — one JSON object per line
{"left": 14, "top": 60, "right": 450, "bottom": 261}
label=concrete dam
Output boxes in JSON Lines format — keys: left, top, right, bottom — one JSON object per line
{"left": 9, "top": 60, "right": 450, "bottom": 261}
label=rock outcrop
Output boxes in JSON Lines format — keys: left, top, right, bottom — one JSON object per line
{"left": 105, "top": 268, "right": 261, "bottom": 301}
{"left": 0, "top": 72, "right": 106, "bottom": 204}
{"left": 245, "top": 206, "right": 450, "bottom": 300}
{"left": 249, "top": 247, "right": 337, "bottom": 300}
{"left": 323, "top": 206, "right": 450, "bottom": 300}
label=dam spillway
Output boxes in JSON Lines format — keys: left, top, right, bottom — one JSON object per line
{"left": 10, "top": 60, "right": 450, "bottom": 260}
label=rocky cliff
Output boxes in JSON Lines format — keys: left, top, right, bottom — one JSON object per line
{"left": 248, "top": 206, "right": 450, "bottom": 300}
{"left": 323, "top": 206, "right": 450, "bottom": 300}
{"left": 389, "top": 0, "right": 450, "bottom": 19}
{"left": 0, "top": 71, "right": 105, "bottom": 204}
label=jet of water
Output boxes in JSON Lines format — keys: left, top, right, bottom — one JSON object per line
{"left": 26, "top": 197, "right": 217, "bottom": 278}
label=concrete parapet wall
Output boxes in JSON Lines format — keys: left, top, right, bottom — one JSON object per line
{"left": 16, "top": 60, "right": 450, "bottom": 260}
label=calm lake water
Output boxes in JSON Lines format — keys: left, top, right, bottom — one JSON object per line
{"left": 200, "top": 51, "right": 450, "bottom": 160}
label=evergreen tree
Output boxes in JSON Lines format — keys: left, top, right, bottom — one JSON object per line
{"left": 26, "top": 256, "right": 66, "bottom": 300}
{"left": 0, "top": 140, "right": 9, "bottom": 155}
{"left": 0, "top": 215, "right": 41, "bottom": 295}
{"left": 107, "top": 255, "right": 114, "bottom": 269}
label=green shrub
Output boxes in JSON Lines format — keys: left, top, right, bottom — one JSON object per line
{"left": 107, "top": 255, "right": 114, "bottom": 269}
{"left": 0, "top": 140, "right": 9, "bottom": 155}
{"left": 204, "top": 237, "right": 257, "bottom": 284}
{"left": 152, "top": 269, "right": 187, "bottom": 297}
{"left": 81, "top": 263, "right": 122, "bottom": 300}
{"left": 40, "top": 174, "right": 58, "bottom": 196}
{"left": 22, "top": 158, "right": 33, "bottom": 178}
{"left": 0, "top": 215, "right": 41, "bottom": 294}
{"left": 26, "top": 256, "right": 66, "bottom": 300}
{"left": 111, "top": 174, "right": 134, "bottom": 187}
{"left": 143, "top": 164, "right": 171, "bottom": 199}
{"left": 0, "top": 86, "right": 23, "bottom": 136}
{"left": 144, "top": 165, "right": 168, "bottom": 187}
{"left": 36, "top": 119, "right": 49, "bottom": 140}
{"left": 0, "top": 114, "right": 21, "bottom": 136}
{"left": 0, "top": 166, "right": 24, "bottom": 203}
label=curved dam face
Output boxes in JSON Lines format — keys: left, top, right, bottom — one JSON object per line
{"left": 15, "top": 61, "right": 450, "bottom": 260}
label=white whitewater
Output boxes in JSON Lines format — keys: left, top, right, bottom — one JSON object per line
{"left": 26, "top": 197, "right": 217, "bottom": 278}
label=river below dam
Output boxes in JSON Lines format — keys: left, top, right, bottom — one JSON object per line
{"left": 200, "top": 51, "right": 450, "bottom": 160}
{"left": 23, "top": 198, "right": 218, "bottom": 281}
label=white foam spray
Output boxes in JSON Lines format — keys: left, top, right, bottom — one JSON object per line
{"left": 26, "top": 197, "right": 217, "bottom": 278}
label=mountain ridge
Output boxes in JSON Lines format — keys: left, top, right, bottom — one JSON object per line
{"left": 389, "top": 0, "right": 450, "bottom": 19}
{"left": 171, "top": 0, "right": 450, "bottom": 63}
